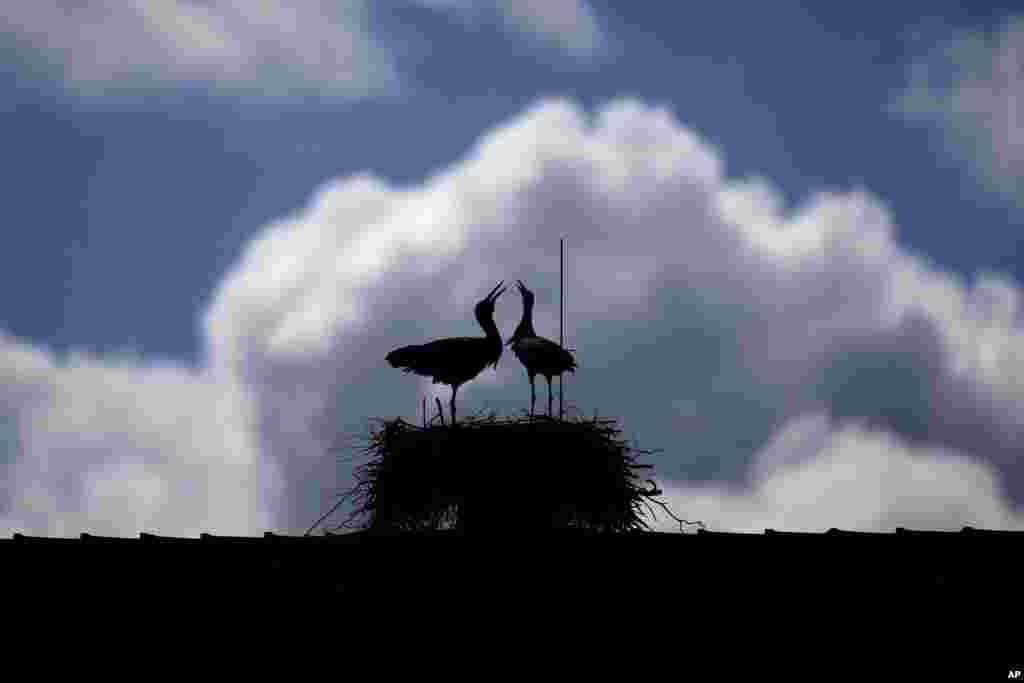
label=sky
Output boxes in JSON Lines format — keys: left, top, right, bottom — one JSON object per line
{"left": 2, "top": 1, "right": 1024, "bottom": 536}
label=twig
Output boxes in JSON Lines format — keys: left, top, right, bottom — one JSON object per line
{"left": 644, "top": 496, "right": 705, "bottom": 533}
{"left": 304, "top": 492, "right": 353, "bottom": 536}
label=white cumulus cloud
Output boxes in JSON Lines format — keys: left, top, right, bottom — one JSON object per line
{"left": 0, "top": 335, "right": 280, "bottom": 537}
{"left": 205, "top": 97, "right": 1024, "bottom": 532}
{"left": 4, "top": 97, "right": 1023, "bottom": 537}
{"left": 652, "top": 414, "right": 1023, "bottom": 533}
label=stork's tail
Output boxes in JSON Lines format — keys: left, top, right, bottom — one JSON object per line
{"left": 563, "top": 348, "right": 577, "bottom": 373}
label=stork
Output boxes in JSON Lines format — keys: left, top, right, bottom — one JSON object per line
{"left": 386, "top": 281, "right": 507, "bottom": 425}
{"left": 507, "top": 280, "right": 577, "bottom": 417}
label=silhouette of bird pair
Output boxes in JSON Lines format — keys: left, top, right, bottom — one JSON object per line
{"left": 386, "top": 280, "right": 576, "bottom": 424}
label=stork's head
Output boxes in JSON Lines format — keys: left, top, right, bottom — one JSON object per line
{"left": 515, "top": 279, "right": 535, "bottom": 306}
{"left": 506, "top": 280, "right": 536, "bottom": 347}
{"left": 474, "top": 280, "right": 506, "bottom": 319}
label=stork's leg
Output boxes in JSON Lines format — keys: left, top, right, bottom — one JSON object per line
{"left": 450, "top": 383, "right": 459, "bottom": 426}
{"left": 529, "top": 373, "right": 536, "bottom": 416}
{"left": 558, "top": 373, "right": 564, "bottom": 419}
{"left": 546, "top": 376, "right": 553, "bottom": 417}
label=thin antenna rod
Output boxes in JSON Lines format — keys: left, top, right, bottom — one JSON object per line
{"left": 560, "top": 236, "right": 565, "bottom": 420}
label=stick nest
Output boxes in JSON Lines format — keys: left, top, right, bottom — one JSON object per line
{"left": 318, "top": 412, "right": 695, "bottom": 534}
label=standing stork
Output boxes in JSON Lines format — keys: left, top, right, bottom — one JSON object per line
{"left": 386, "top": 281, "right": 507, "bottom": 425}
{"left": 507, "top": 280, "right": 577, "bottom": 417}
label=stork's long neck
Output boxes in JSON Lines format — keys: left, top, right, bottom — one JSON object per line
{"left": 510, "top": 299, "right": 536, "bottom": 344}
{"left": 477, "top": 309, "right": 502, "bottom": 345}
{"left": 476, "top": 308, "right": 503, "bottom": 365}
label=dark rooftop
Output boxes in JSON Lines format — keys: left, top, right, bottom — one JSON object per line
{"left": 4, "top": 527, "right": 1018, "bottom": 612}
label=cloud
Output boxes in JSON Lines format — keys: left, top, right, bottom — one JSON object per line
{"left": 3, "top": 96, "right": 1022, "bottom": 537}
{"left": 494, "top": 0, "right": 607, "bottom": 60}
{"left": 0, "top": 334, "right": 279, "bottom": 537}
{"left": 651, "top": 413, "right": 1024, "bottom": 533}
{"left": 895, "top": 17, "right": 1024, "bottom": 204}
{"left": 0, "top": 1, "right": 401, "bottom": 100}
{"left": 206, "top": 97, "right": 1024, "bottom": 533}
{"left": 412, "top": 0, "right": 608, "bottom": 60}
{"left": 2, "top": 0, "right": 609, "bottom": 99}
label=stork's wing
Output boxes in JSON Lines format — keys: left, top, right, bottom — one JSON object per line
{"left": 386, "top": 337, "right": 500, "bottom": 380}
{"left": 387, "top": 338, "right": 471, "bottom": 374}
{"left": 513, "top": 336, "right": 577, "bottom": 373}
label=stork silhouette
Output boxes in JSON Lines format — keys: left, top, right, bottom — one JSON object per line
{"left": 507, "top": 280, "right": 577, "bottom": 417}
{"left": 386, "top": 281, "right": 507, "bottom": 425}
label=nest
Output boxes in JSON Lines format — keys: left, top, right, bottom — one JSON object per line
{"left": 315, "top": 411, "right": 696, "bottom": 535}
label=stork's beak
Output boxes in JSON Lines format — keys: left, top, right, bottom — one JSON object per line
{"left": 516, "top": 279, "right": 527, "bottom": 295}
{"left": 487, "top": 280, "right": 506, "bottom": 302}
